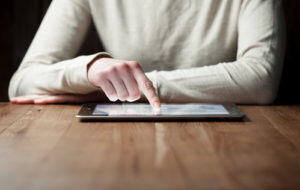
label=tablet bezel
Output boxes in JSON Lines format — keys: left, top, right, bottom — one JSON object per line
{"left": 76, "top": 103, "right": 245, "bottom": 121}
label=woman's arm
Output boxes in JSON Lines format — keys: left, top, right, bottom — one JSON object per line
{"left": 145, "top": 0, "right": 285, "bottom": 104}
{"left": 9, "top": 0, "right": 160, "bottom": 107}
{"left": 9, "top": 0, "right": 109, "bottom": 98}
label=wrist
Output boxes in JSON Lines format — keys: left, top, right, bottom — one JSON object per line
{"left": 87, "top": 53, "right": 112, "bottom": 87}
{"left": 87, "top": 53, "right": 112, "bottom": 71}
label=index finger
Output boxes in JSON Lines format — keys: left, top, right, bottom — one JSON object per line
{"left": 130, "top": 63, "right": 161, "bottom": 109}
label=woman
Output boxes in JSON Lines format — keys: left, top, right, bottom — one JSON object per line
{"left": 9, "top": 0, "right": 285, "bottom": 108}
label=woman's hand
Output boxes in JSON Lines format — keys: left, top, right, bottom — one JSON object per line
{"left": 10, "top": 92, "right": 104, "bottom": 104}
{"left": 10, "top": 58, "right": 161, "bottom": 108}
{"left": 87, "top": 58, "right": 161, "bottom": 108}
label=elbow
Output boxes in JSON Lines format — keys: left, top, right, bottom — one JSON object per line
{"left": 8, "top": 74, "right": 19, "bottom": 99}
{"left": 249, "top": 76, "right": 278, "bottom": 105}
{"left": 253, "top": 88, "right": 277, "bottom": 105}
{"left": 8, "top": 68, "right": 30, "bottom": 99}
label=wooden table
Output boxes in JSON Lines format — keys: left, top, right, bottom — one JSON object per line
{"left": 0, "top": 103, "right": 299, "bottom": 190}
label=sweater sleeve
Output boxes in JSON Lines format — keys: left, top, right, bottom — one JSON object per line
{"left": 145, "top": 0, "right": 285, "bottom": 104}
{"left": 8, "top": 0, "right": 110, "bottom": 98}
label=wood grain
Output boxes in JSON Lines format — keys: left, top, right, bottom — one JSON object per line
{"left": 0, "top": 103, "right": 299, "bottom": 190}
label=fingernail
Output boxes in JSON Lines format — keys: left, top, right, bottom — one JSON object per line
{"left": 154, "top": 102, "right": 161, "bottom": 109}
{"left": 127, "top": 97, "right": 138, "bottom": 102}
{"left": 127, "top": 99, "right": 134, "bottom": 102}
{"left": 109, "top": 97, "right": 118, "bottom": 102}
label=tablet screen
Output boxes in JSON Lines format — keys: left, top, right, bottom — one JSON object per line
{"left": 92, "top": 103, "right": 229, "bottom": 116}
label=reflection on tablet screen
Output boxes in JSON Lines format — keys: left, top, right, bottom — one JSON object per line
{"left": 92, "top": 104, "right": 229, "bottom": 116}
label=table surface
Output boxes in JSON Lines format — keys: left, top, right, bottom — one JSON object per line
{"left": 0, "top": 103, "right": 299, "bottom": 190}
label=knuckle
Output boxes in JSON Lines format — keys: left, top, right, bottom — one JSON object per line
{"left": 144, "top": 81, "right": 154, "bottom": 90}
{"left": 130, "top": 61, "right": 141, "bottom": 69}
{"left": 153, "top": 97, "right": 160, "bottom": 104}
{"left": 108, "top": 66, "right": 117, "bottom": 73}
{"left": 118, "top": 62, "right": 128, "bottom": 69}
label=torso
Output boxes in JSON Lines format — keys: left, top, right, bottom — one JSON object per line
{"left": 89, "top": 0, "right": 242, "bottom": 72}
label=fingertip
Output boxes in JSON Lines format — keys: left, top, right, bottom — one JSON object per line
{"left": 126, "top": 99, "right": 134, "bottom": 102}
{"left": 33, "top": 101, "right": 42, "bottom": 105}
{"left": 152, "top": 98, "right": 161, "bottom": 109}
{"left": 10, "top": 98, "right": 16, "bottom": 103}
{"left": 127, "top": 94, "right": 141, "bottom": 102}
{"left": 127, "top": 98, "right": 137, "bottom": 102}
{"left": 34, "top": 99, "right": 47, "bottom": 105}
{"left": 10, "top": 97, "right": 32, "bottom": 104}
{"left": 108, "top": 96, "right": 118, "bottom": 102}
{"left": 154, "top": 102, "right": 161, "bottom": 109}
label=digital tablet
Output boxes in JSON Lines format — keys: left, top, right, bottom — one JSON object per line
{"left": 76, "top": 103, "right": 245, "bottom": 121}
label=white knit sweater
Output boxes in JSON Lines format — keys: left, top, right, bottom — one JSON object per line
{"left": 9, "top": 0, "right": 285, "bottom": 104}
